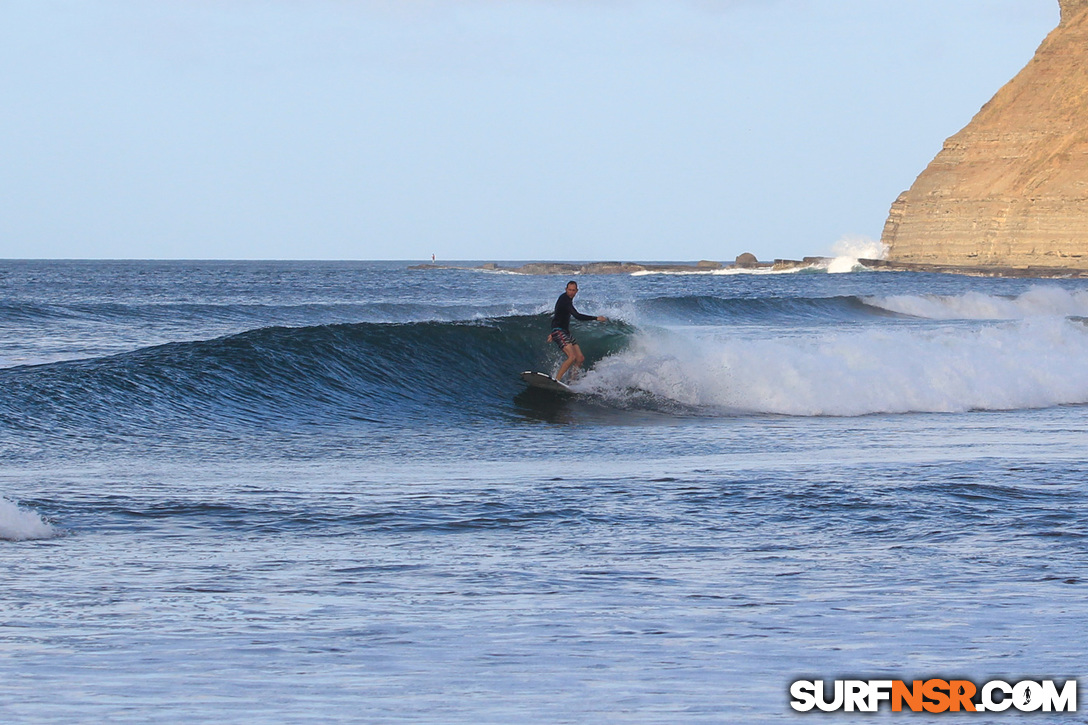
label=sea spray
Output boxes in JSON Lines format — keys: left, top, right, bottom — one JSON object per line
{"left": 581, "top": 316, "right": 1088, "bottom": 416}
{"left": 827, "top": 236, "right": 888, "bottom": 274}
{"left": 0, "top": 498, "right": 56, "bottom": 541}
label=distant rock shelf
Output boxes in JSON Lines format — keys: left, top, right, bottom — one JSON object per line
{"left": 409, "top": 260, "right": 740, "bottom": 274}
{"left": 407, "top": 257, "right": 834, "bottom": 275}
{"left": 859, "top": 259, "right": 1088, "bottom": 278}
{"left": 408, "top": 257, "right": 1088, "bottom": 278}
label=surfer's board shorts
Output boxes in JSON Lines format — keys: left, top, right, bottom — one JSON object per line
{"left": 549, "top": 328, "right": 576, "bottom": 349}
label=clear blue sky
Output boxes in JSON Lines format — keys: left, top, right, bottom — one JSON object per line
{"left": 0, "top": 0, "right": 1058, "bottom": 262}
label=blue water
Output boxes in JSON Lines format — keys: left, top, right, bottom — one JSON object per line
{"left": 2, "top": 260, "right": 1086, "bottom": 723}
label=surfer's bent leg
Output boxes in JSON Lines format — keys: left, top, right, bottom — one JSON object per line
{"left": 556, "top": 343, "right": 578, "bottom": 382}
{"left": 552, "top": 328, "right": 585, "bottom": 383}
{"left": 570, "top": 344, "right": 586, "bottom": 380}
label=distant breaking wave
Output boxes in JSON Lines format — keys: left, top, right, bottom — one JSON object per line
{"left": 629, "top": 294, "right": 891, "bottom": 325}
{"left": 864, "top": 286, "right": 1088, "bottom": 320}
{"left": 0, "top": 499, "right": 56, "bottom": 541}
{"left": 628, "top": 287, "right": 1088, "bottom": 325}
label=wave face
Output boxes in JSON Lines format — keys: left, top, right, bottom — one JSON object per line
{"left": 0, "top": 300, "right": 550, "bottom": 369}
{"left": 0, "top": 316, "right": 633, "bottom": 436}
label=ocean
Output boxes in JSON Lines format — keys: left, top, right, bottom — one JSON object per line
{"left": 1, "top": 260, "right": 1086, "bottom": 723}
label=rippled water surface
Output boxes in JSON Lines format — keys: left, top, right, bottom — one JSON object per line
{"left": 2, "top": 261, "right": 1087, "bottom": 723}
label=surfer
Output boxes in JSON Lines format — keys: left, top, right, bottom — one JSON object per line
{"left": 549, "top": 281, "right": 607, "bottom": 383}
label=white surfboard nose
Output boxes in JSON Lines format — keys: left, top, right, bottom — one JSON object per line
{"left": 520, "top": 371, "right": 574, "bottom": 393}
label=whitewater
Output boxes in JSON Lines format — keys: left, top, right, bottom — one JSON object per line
{"left": 1, "top": 260, "right": 1085, "bottom": 723}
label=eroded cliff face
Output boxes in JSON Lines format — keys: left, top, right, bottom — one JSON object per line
{"left": 882, "top": 1, "right": 1088, "bottom": 268}
{"left": 1062, "top": 0, "right": 1088, "bottom": 23}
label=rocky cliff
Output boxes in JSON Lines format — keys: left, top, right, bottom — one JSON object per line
{"left": 882, "top": 1, "right": 1088, "bottom": 269}
{"left": 1062, "top": 0, "right": 1088, "bottom": 22}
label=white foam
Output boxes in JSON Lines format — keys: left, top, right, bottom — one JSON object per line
{"left": 0, "top": 498, "right": 57, "bottom": 541}
{"left": 826, "top": 235, "right": 887, "bottom": 274}
{"left": 866, "top": 286, "right": 1088, "bottom": 320}
{"left": 581, "top": 317, "right": 1088, "bottom": 416}
{"left": 629, "top": 266, "right": 809, "bottom": 277}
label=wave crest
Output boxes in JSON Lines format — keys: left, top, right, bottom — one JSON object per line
{"left": 865, "top": 286, "right": 1088, "bottom": 320}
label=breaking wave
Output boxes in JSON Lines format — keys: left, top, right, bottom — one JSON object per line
{"left": 865, "top": 286, "right": 1088, "bottom": 320}
{"left": 827, "top": 235, "right": 888, "bottom": 274}
{"left": 0, "top": 499, "right": 57, "bottom": 541}
{"left": 3, "top": 287, "right": 1088, "bottom": 439}
{"left": 580, "top": 316, "right": 1088, "bottom": 416}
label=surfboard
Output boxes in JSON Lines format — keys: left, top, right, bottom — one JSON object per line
{"left": 520, "top": 371, "right": 575, "bottom": 394}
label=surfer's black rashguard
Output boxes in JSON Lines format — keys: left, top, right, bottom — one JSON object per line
{"left": 551, "top": 293, "right": 596, "bottom": 332}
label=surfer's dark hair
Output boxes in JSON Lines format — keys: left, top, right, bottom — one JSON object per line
{"left": 566, "top": 280, "right": 578, "bottom": 287}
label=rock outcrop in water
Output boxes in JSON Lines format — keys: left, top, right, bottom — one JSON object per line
{"left": 882, "top": 0, "right": 1088, "bottom": 270}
